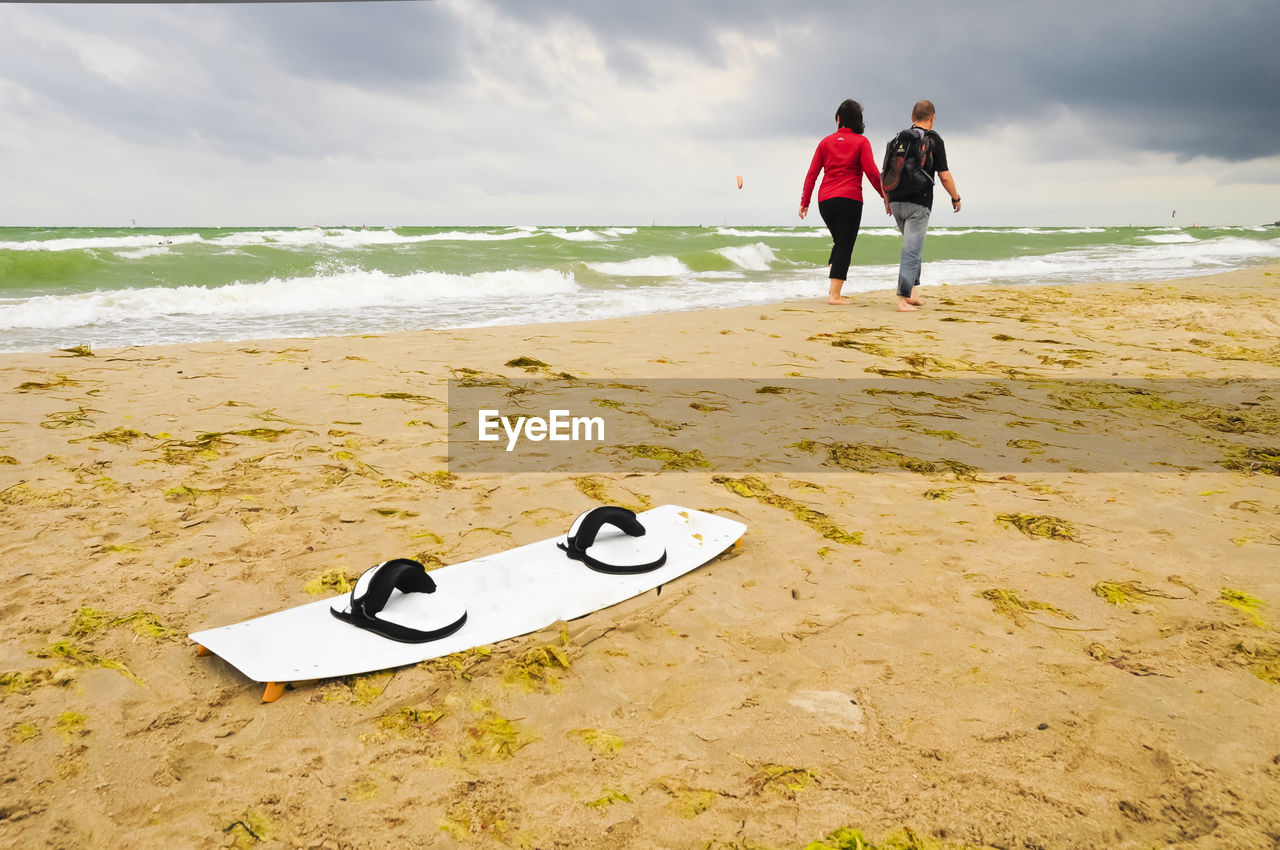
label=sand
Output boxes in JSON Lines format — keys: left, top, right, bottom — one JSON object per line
{"left": 1, "top": 265, "right": 1279, "bottom": 850}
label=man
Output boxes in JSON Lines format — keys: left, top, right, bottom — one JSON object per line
{"left": 885, "top": 100, "right": 961, "bottom": 312}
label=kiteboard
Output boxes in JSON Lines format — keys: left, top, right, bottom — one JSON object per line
{"left": 191, "top": 505, "right": 745, "bottom": 701}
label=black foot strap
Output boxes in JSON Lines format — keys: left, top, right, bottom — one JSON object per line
{"left": 558, "top": 506, "right": 667, "bottom": 575}
{"left": 330, "top": 558, "right": 468, "bottom": 644}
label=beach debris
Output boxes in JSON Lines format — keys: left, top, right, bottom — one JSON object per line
{"left": 1217, "top": 588, "right": 1268, "bottom": 627}
{"left": 1086, "top": 643, "right": 1165, "bottom": 677}
{"left": 994, "top": 513, "right": 1080, "bottom": 542}
{"left": 223, "top": 809, "right": 276, "bottom": 849}
{"left": 714, "top": 475, "right": 861, "bottom": 544}
{"left": 423, "top": 646, "right": 492, "bottom": 681}
{"left": 980, "top": 589, "right": 1076, "bottom": 627}
{"left": 808, "top": 329, "right": 896, "bottom": 357}
{"left": 56, "top": 344, "right": 94, "bottom": 357}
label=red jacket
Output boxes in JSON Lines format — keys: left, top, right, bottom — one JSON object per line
{"left": 801, "top": 128, "right": 884, "bottom": 205}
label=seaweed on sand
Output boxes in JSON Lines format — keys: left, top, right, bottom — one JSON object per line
{"left": 746, "top": 763, "right": 816, "bottom": 799}
{"left": 980, "top": 588, "right": 1076, "bottom": 627}
{"left": 994, "top": 513, "right": 1080, "bottom": 542}
{"left": 618, "top": 444, "right": 710, "bottom": 471}
{"left": 714, "top": 475, "right": 861, "bottom": 545}
{"left": 1218, "top": 588, "right": 1268, "bottom": 627}
{"left": 1092, "top": 580, "right": 1176, "bottom": 608}
{"left": 793, "top": 439, "right": 978, "bottom": 480}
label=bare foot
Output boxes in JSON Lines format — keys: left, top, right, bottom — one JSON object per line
{"left": 907, "top": 287, "right": 925, "bottom": 306}
{"left": 828, "top": 296, "right": 852, "bottom": 305}
{"left": 896, "top": 300, "right": 918, "bottom": 312}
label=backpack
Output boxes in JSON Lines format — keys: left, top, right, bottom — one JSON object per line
{"left": 881, "top": 127, "right": 934, "bottom": 195}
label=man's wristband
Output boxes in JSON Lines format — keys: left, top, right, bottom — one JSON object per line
{"left": 951, "top": 196, "right": 961, "bottom": 203}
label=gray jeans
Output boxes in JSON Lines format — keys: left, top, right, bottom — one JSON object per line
{"left": 890, "top": 201, "right": 931, "bottom": 298}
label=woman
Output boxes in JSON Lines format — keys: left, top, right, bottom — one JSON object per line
{"left": 799, "top": 99, "right": 889, "bottom": 304}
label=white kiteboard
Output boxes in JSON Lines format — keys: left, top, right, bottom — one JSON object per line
{"left": 191, "top": 505, "right": 744, "bottom": 697}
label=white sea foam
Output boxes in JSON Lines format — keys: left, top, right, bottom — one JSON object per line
{"left": 544, "top": 228, "right": 604, "bottom": 242}
{"left": 0, "top": 233, "right": 204, "bottom": 252}
{"left": 586, "top": 255, "right": 690, "bottom": 277}
{"left": 1138, "top": 233, "right": 1199, "bottom": 244}
{"left": 718, "top": 227, "right": 829, "bottom": 238}
{"left": 716, "top": 242, "right": 777, "bottom": 271}
{"left": 0, "top": 267, "right": 579, "bottom": 331}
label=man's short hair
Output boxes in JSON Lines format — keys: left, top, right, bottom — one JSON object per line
{"left": 912, "top": 100, "right": 936, "bottom": 122}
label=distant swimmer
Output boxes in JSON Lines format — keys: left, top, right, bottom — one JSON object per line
{"left": 799, "top": 98, "right": 887, "bottom": 305}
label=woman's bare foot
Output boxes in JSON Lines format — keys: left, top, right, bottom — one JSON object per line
{"left": 896, "top": 298, "right": 918, "bottom": 312}
{"left": 829, "top": 296, "right": 852, "bottom": 305}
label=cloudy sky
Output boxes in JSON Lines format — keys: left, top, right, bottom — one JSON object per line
{"left": 1, "top": 0, "right": 1277, "bottom": 227}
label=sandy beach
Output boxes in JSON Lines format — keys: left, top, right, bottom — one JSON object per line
{"left": 2, "top": 265, "right": 1279, "bottom": 849}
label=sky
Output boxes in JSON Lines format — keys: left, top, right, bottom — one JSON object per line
{"left": 1, "top": 0, "right": 1277, "bottom": 227}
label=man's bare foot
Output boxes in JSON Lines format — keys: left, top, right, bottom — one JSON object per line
{"left": 896, "top": 299, "right": 918, "bottom": 312}
{"left": 906, "top": 297, "right": 925, "bottom": 306}
{"left": 829, "top": 296, "right": 852, "bottom": 305}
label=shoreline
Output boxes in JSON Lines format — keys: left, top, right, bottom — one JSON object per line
{"left": 3, "top": 260, "right": 1278, "bottom": 363}
{"left": 1, "top": 263, "right": 1278, "bottom": 848}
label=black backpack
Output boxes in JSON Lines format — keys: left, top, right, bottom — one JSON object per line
{"left": 881, "top": 127, "right": 934, "bottom": 195}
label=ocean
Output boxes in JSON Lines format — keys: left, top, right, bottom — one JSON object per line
{"left": 1, "top": 224, "right": 1277, "bottom": 354}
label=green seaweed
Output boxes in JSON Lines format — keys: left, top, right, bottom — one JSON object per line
{"left": 57, "top": 344, "right": 94, "bottom": 357}
{"left": 376, "top": 705, "right": 445, "bottom": 736}
{"left": 304, "top": 569, "right": 356, "bottom": 596}
{"left": 36, "top": 641, "right": 141, "bottom": 684}
{"left": 16, "top": 374, "right": 79, "bottom": 392}
{"left": 618, "top": 444, "right": 710, "bottom": 471}
{"left": 505, "top": 356, "right": 550, "bottom": 371}
{"left": 502, "top": 643, "right": 571, "bottom": 692}
{"left": 1220, "top": 447, "right": 1280, "bottom": 476}
{"left": 70, "top": 607, "right": 181, "bottom": 640}
{"left": 1218, "top": 588, "right": 1267, "bottom": 627}
{"left": 423, "top": 646, "right": 492, "bottom": 680}
{"left": 40, "top": 406, "right": 98, "bottom": 429}
{"left": 805, "top": 826, "right": 982, "bottom": 850}
{"left": 714, "top": 475, "right": 861, "bottom": 545}
{"left": 994, "top": 513, "right": 1080, "bottom": 542}
{"left": 793, "top": 439, "right": 978, "bottom": 480}
{"left": 585, "top": 789, "right": 632, "bottom": 809}
{"left": 349, "top": 391, "right": 433, "bottom": 403}
{"left": 1235, "top": 641, "right": 1280, "bottom": 684}
{"left": 747, "top": 764, "right": 816, "bottom": 799}
{"left": 9, "top": 722, "right": 40, "bottom": 743}
{"left": 0, "top": 456, "right": 17, "bottom": 465}
{"left": 54, "top": 711, "right": 88, "bottom": 741}
{"left": 462, "top": 705, "right": 535, "bottom": 761}
{"left": 321, "top": 670, "right": 394, "bottom": 706}
{"left": 1092, "top": 581, "right": 1175, "bottom": 608}
{"left": 224, "top": 809, "right": 277, "bottom": 849}
{"left": 655, "top": 781, "right": 722, "bottom": 819}
{"left": 808, "top": 330, "right": 896, "bottom": 357}
{"left": 980, "top": 588, "right": 1076, "bottom": 627}
{"left": 571, "top": 728, "right": 624, "bottom": 756}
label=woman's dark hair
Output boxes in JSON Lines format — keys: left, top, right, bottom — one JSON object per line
{"left": 835, "top": 99, "right": 865, "bottom": 134}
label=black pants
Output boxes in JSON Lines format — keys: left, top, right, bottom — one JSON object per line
{"left": 818, "top": 197, "right": 864, "bottom": 282}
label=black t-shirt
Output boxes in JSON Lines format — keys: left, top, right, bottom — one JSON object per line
{"left": 891, "top": 128, "right": 949, "bottom": 209}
